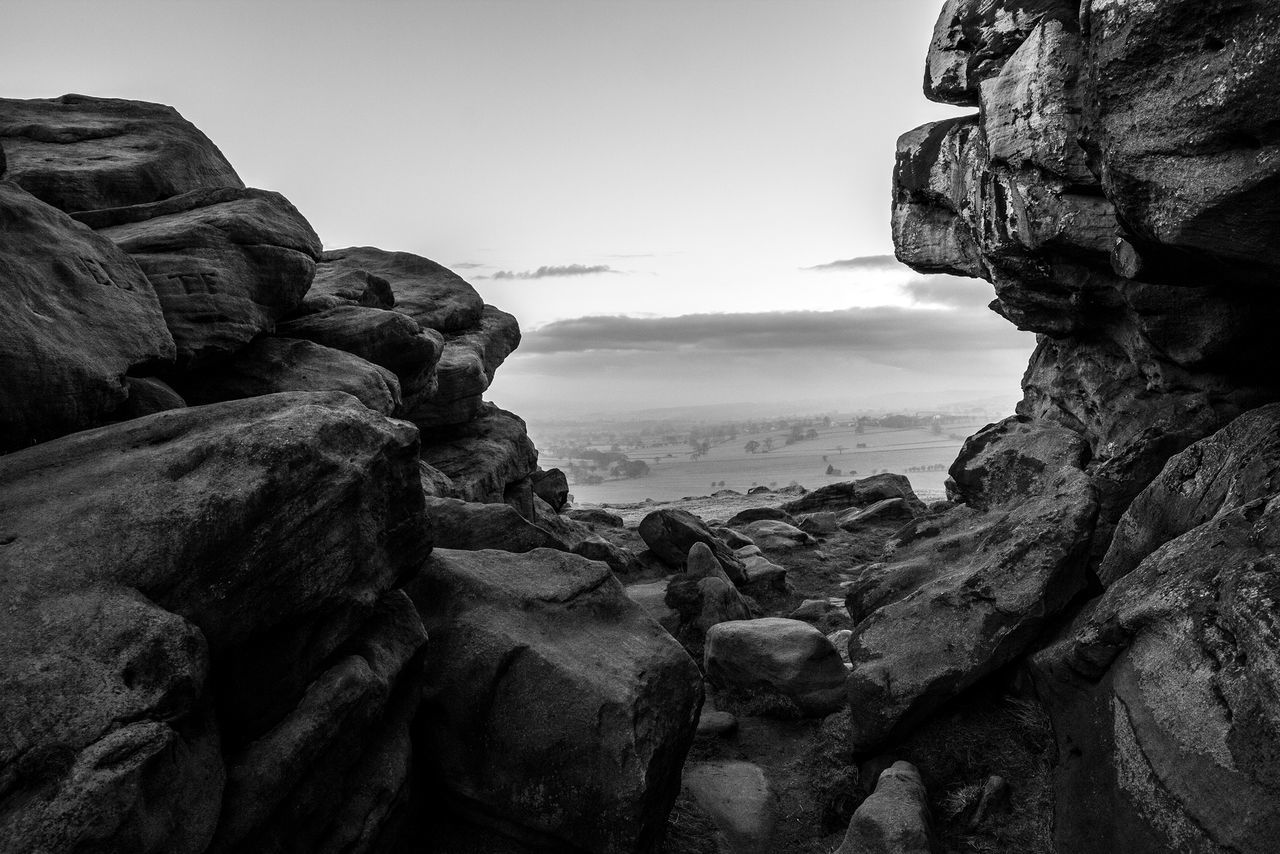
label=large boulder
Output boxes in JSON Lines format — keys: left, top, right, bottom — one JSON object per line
{"left": 319, "top": 246, "right": 484, "bottom": 333}
{"left": 781, "top": 475, "right": 925, "bottom": 516}
{"left": 418, "top": 402, "right": 538, "bottom": 504}
{"left": 845, "top": 466, "right": 1097, "bottom": 751}
{"left": 179, "top": 336, "right": 402, "bottom": 415}
{"left": 835, "top": 761, "right": 934, "bottom": 854}
{"left": 406, "top": 548, "right": 703, "bottom": 854}
{"left": 1032, "top": 494, "right": 1280, "bottom": 853}
{"left": 0, "top": 391, "right": 429, "bottom": 852}
{"left": 947, "top": 415, "right": 1091, "bottom": 509}
{"left": 638, "top": 508, "right": 747, "bottom": 584}
{"left": 704, "top": 618, "right": 847, "bottom": 717}
{"left": 531, "top": 467, "right": 570, "bottom": 512}
{"left": 83, "top": 187, "right": 322, "bottom": 368}
{"left": 0, "top": 181, "right": 175, "bottom": 451}
{"left": 422, "top": 496, "right": 568, "bottom": 553}
{"left": 738, "top": 519, "right": 816, "bottom": 551}
{"left": 0, "top": 94, "right": 243, "bottom": 213}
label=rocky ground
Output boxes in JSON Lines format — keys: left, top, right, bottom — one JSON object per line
{"left": 562, "top": 485, "right": 1051, "bottom": 854}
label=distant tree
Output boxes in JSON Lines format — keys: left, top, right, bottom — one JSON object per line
{"left": 763, "top": 438, "right": 774, "bottom": 452}
{"left": 930, "top": 417, "right": 943, "bottom": 435}
{"left": 854, "top": 420, "right": 865, "bottom": 435}
{"left": 822, "top": 416, "right": 832, "bottom": 427}
{"left": 822, "top": 454, "right": 828, "bottom": 462}
{"left": 612, "top": 459, "right": 650, "bottom": 478}
{"left": 744, "top": 439, "right": 761, "bottom": 454}
{"left": 805, "top": 428, "right": 819, "bottom": 440}
{"left": 826, "top": 464, "right": 836, "bottom": 475}
{"left": 835, "top": 445, "right": 846, "bottom": 455}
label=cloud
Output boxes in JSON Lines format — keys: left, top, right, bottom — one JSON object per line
{"left": 521, "top": 304, "right": 1026, "bottom": 356}
{"left": 902, "top": 274, "right": 995, "bottom": 310}
{"left": 450, "top": 261, "right": 487, "bottom": 269}
{"left": 484, "top": 263, "right": 618, "bottom": 280}
{"left": 802, "top": 254, "right": 901, "bottom": 273}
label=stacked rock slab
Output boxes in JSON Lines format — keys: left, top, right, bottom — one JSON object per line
{"left": 889, "top": 2, "right": 1280, "bottom": 851}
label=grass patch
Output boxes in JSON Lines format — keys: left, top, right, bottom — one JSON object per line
{"left": 660, "top": 789, "right": 720, "bottom": 854}
{"left": 894, "top": 686, "right": 1055, "bottom": 853}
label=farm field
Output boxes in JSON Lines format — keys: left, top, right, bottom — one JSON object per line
{"left": 536, "top": 421, "right": 989, "bottom": 505}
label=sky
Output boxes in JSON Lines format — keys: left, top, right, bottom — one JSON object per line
{"left": 4, "top": 0, "right": 1034, "bottom": 420}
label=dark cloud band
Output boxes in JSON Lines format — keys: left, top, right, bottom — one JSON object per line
{"left": 522, "top": 303, "right": 1024, "bottom": 355}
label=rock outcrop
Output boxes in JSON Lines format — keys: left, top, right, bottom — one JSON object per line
{"left": 890, "top": 2, "right": 1280, "bottom": 851}
{"left": 0, "top": 94, "right": 683, "bottom": 854}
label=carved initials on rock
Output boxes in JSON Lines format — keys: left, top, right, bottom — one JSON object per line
{"left": 77, "top": 256, "right": 132, "bottom": 291}
{"left": 163, "top": 271, "right": 221, "bottom": 295}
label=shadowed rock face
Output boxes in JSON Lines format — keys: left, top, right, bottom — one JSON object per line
{"left": 0, "top": 94, "right": 243, "bottom": 212}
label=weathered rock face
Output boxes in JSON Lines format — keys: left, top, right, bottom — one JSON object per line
{"left": 0, "top": 94, "right": 243, "bottom": 213}
{"left": 81, "top": 187, "right": 322, "bottom": 368}
{"left": 406, "top": 548, "right": 703, "bottom": 854}
{"left": 0, "top": 392, "right": 429, "bottom": 853}
{"left": 896, "top": 0, "right": 1280, "bottom": 555}
{"left": 1082, "top": 0, "right": 1280, "bottom": 281}
{"left": 1033, "top": 495, "right": 1280, "bottom": 853}
{"left": 0, "top": 181, "right": 175, "bottom": 452}
{"left": 924, "top": 0, "right": 1078, "bottom": 107}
